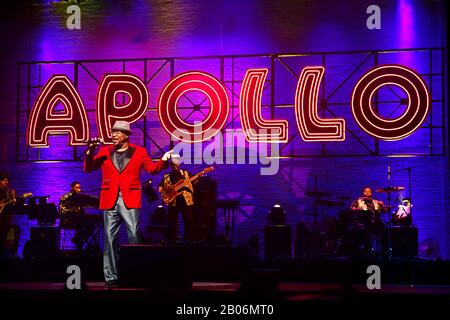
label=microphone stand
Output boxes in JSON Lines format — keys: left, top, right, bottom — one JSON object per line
{"left": 385, "top": 190, "right": 393, "bottom": 260}
{"left": 313, "top": 174, "right": 319, "bottom": 237}
{"left": 311, "top": 173, "right": 327, "bottom": 237}
{"left": 386, "top": 165, "right": 393, "bottom": 260}
{"left": 309, "top": 173, "right": 330, "bottom": 256}
{"left": 406, "top": 167, "right": 413, "bottom": 224}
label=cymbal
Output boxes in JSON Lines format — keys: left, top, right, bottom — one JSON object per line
{"left": 305, "top": 191, "right": 332, "bottom": 198}
{"left": 315, "top": 199, "right": 344, "bottom": 207}
{"left": 376, "top": 186, "right": 405, "bottom": 193}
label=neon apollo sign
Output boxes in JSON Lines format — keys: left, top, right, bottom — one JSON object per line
{"left": 27, "top": 64, "right": 429, "bottom": 148}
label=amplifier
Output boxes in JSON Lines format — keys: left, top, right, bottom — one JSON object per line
{"left": 264, "top": 225, "right": 292, "bottom": 259}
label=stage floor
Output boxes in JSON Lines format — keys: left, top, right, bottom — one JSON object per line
{"left": 0, "top": 280, "right": 449, "bottom": 317}
{"left": 1, "top": 247, "right": 449, "bottom": 315}
{"left": 1, "top": 280, "right": 450, "bottom": 295}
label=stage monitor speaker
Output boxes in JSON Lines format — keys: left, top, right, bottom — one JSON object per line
{"left": 145, "top": 225, "right": 169, "bottom": 245}
{"left": 264, "top": 225, "right": 291, "bottom": 259}
{"left": 118, "top": 245, "right": 192, "bottom": 289}
{"left": 239, "top": 269, "right": 280, "bottom": 296}
{"left": 186, "top": 245, "right": 248, "bottom": 281}
{"left": 24, "top": 227, "right": 60, "bottom": 260}
{"left": 389, "top": 226, "right": 418, "bottom": 257}
{"left": 23, "top": 240, "right": 60, "bottom": 260}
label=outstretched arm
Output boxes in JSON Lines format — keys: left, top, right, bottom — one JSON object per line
{"left": 142, "top": 149, "right": 172, "bottom": 174}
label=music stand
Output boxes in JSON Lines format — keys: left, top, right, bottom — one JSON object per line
{"left": 26, "top": 196, "right": 58, "bottom": 226}
{"left": 70, "top": 193, "right": 100, "bottom": 208}
{"left": 217, "top": 199, "right": 240, "bottom": 245}
{"left": 143, "top": 179, "right": 159, "bottom": 203}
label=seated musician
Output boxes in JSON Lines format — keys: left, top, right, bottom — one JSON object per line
{"left": 59, "top": 181, "right": 94, "bottom": 251}
{"left": 351, "top": 187, "right": 386, "bottom": 214}
{"left": 0, "top": 173, "right": 16, "bottom": 256}
{"left": 348, "top": 186, "right": 387, "bottom": 255}
{"left": 158, "top": 155, "right": 194, "bottom": 243}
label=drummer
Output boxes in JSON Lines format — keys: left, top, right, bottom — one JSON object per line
{"left": 349, "top": 186, "right": 387, "bottom": 256}
{"left": 351, "top": 187, "right": 386, "bottom": 214}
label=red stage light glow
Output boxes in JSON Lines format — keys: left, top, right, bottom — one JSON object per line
{"left": 295, "top": 66, "right": 345, "bottom": 141}
{"left": 158, "top": 71, "right": 229, "bottom": 143}
{"left": 26, "top": 65, "right": 430, "bottom": 147}
{"left": 351, "top": 65, "right": 430, "bottom": 140}
{"left": 240, "top": 68, "right": 288, "bottom": 142}
{"left": 97, "top": 74, "right": 149, "bottom": 144}
{"left": 27, "top": 75, "right": 89, "bottom": 147}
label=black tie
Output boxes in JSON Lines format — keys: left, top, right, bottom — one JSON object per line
{"left": 116, "top": 151, "right": 125, "bottom": 170}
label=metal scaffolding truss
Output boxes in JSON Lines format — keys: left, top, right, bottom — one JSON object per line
{"left": 16, "top": 47, "right": 446, "bottom": 162}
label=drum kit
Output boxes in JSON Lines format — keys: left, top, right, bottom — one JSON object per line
{"left": 375, "top": 185, "right": 413, "bottom": 225}
{"left": 304, "top": 184, "right": 411, "bottom": 257}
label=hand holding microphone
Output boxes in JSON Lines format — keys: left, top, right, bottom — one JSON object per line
{"left": 86, "top": 137, "right": 102, "bottom": 155}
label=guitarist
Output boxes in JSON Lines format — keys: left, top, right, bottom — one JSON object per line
{"left": 0, "top": 173, "right": 16, "bottom": 256}
{"left": 158, "top": 155, "right": 195, "bottom": 243}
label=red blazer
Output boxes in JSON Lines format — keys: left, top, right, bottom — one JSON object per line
{"left": 84, "top": 143, "right": 167, "bottom": 210}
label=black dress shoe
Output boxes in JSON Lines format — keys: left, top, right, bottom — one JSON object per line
{"left": 105, "top": 280, "right": 119, "bottom": 288}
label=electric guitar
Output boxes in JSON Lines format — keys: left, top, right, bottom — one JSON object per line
{"left": 161, "top": 167, "right": 214, "bottom": 205}
{"left": 0, "top": 192, "right": 33, "bottom": 215}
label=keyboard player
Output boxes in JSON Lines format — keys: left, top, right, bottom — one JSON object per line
{"left": 59, "top": 181, "right": 100, "bottom": 253}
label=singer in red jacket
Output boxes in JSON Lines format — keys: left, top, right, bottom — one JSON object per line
{"left": 84, "top": 120, "right": 172, "bottom": 287}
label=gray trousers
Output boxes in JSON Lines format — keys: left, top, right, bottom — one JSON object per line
{"left": 103, "top": 192, "right": 141, "bottom": 282}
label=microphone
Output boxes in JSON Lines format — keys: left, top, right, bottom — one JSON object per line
{"left": 89, "top": 137, "right": 103, "bottom": 149}
{"left": 82, "top": 137, "right": 103, "bottom": 156}
{"left": 388, "top": 165, "right": 391, "bottom": 182}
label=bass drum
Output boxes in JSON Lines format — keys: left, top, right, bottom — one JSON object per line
{"left": 337, "top": 209, "right": 371, "bottom": 256}
{"left": 339, "top": 209, "right": 371, "bottom": 230}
